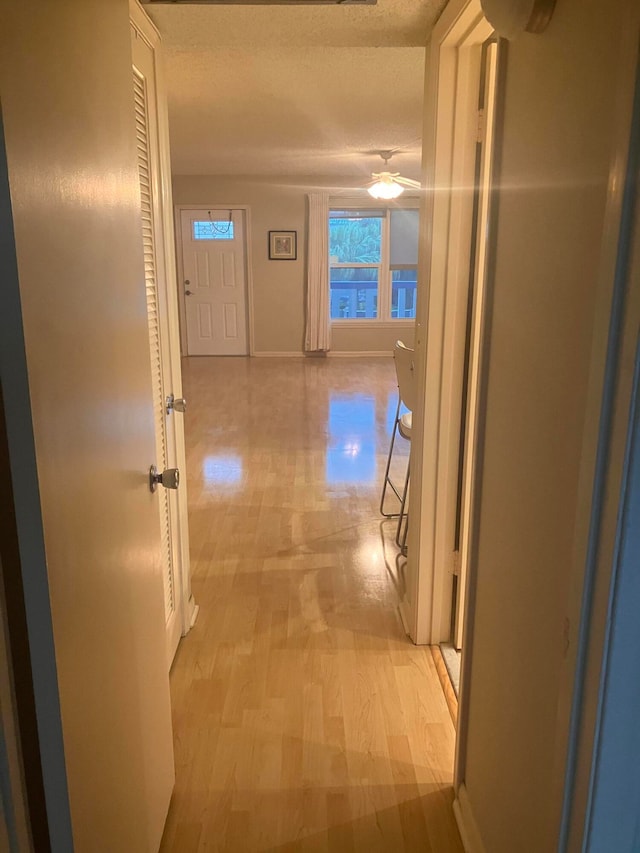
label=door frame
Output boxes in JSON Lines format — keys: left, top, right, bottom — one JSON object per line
{"left": 174, "top": 204, "right": 255, "bottom": 357}
{"left": 131, "top": 2, "right": 198, "bottom": 644}
{"left": 402, "top": 0, "right": 495, "bottom": 645}
{"left": 452, "top": 38, "right": 499, "bottom": 651}
{"left": 558, "top": 18, "right": 640, "bottom": 847}
{"left": 0, "top": 108, "right": 73, "bottom": 851}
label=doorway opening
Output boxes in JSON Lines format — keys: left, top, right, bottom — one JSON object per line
{"left": 131, "top": 0, "right": 497, "bottom": 846}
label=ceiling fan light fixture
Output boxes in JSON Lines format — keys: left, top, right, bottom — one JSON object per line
{"left": 367, "top": 174, "right": 404, "bottom": 200}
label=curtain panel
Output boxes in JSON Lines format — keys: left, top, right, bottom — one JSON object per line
{"left": 304, "top": 192, "right": 331, "bottom": 352}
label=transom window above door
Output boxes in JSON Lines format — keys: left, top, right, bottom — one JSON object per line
{"left": 192, "top": 220, "right": 235, "bottom": 240}
{"left": 329, "top": 206, "right": 419, "bottom": 322}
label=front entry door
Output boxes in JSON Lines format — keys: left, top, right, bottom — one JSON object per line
{"left": 180, "top": 209, "right": 249, "bottom": 356}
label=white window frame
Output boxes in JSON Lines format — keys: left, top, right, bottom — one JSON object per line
{"left": 328, "top": 198, "right": 419, "bottom": 327}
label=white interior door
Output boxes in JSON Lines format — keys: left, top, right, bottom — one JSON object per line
{"left": 180, "top": 208, "right": 249, "bottom": 356}
{"left": 454, "top": 41, "right": 499, "bottom": 650}
{"left": 1, "top": 2, "right": 176, "bottom": 848}
{"left": 132, "top": 20, "right": 187, "bottom": 667}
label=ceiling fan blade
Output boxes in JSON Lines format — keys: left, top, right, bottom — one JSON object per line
{"left": 371, "top": 171, "right": 400, "bottom": 180}
{"left": 395, "top": 175, "right": 421, "bottom": 189}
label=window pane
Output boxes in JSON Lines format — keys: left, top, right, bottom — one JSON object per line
{"left": 391, "top": 269, "right": 417, "bottom": 319}
{"left": 329, "top": 217, "right": 381, "bottom": 263}
{"left": 390, "top": 209, "right": 419, "bottom": 265}
{"left": 330, "top": 268, "right": 378, "bottom": 319}
{"left": 193, "top": 220, "right": 234, "bottom": 240}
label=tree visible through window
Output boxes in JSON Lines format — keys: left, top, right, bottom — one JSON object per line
{"left": 329, "top": 207, "right": 418, "bottom": 321}
{"left": 329, "top": 217, "right": 381, "bottom": 264}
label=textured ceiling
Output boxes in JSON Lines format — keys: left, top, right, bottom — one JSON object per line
{"left": 147, "top": 0, "right": 446, "bottom": 178}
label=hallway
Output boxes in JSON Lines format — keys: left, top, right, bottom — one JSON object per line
{"left": 160, "top": 356, "right": 462, "bottom": 852}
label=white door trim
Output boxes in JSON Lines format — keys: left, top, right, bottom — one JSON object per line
{"left": 174, "top": 203, "right": 255, "bottom": 357}
{"left": 404, "top": 0, "right": 493, "bottom": 646}
{"left": 131, "top": 2, "right": 197, "bottom": 643}
{"left": 454, "top": 39, "right": 499, "bottom": 652}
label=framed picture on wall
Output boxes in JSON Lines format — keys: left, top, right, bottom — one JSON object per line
{"left": 269, "top": 230, "right": 297, "bottom": 260}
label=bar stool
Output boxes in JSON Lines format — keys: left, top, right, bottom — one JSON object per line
{"left": 380, "top": 341, "right": 416, "bottom": 552}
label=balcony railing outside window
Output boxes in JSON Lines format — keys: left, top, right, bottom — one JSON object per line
{"left": 391, "top": 269, "right": 417, "bottom": 319}
{"left": 330, "top": 269, "right": 378, "bottom": 319}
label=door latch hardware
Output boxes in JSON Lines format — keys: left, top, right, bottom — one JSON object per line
{"left": 166, "top": 395, "right": 187, "bottom": 415}
{"left": 149, "top": 465, "right": 180, "bottom": 493}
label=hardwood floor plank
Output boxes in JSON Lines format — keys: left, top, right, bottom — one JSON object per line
{"left": 160, "top": 356, "right": 463, "bottom": 852}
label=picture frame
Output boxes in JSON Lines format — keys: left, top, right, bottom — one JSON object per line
{"left": 268, "top": 230, "right": 297, "bottom": 260}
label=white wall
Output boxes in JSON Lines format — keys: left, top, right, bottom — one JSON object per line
{"left": 172, "top": 175, "right": 415, "bottom": 354}
{"left": 460, "top": 0, "right": 629, "bottom": 850}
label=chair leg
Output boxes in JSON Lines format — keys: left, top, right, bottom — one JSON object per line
{"left": 400, "top": 507, "right": 409, "bottom": 556}
{"left": 380, "top": 395, "right": 403, "bottom": 518}
{"left": 396, "top": 459, "right": 410, "bottom": 552}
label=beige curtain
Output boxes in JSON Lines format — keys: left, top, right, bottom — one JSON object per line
{"left": 304, "top": 192, "right": 331, "bottom": 352}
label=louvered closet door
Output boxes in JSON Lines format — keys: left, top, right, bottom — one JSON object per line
{"left": 133, "top": 53, "right": 182, "bottom": 667}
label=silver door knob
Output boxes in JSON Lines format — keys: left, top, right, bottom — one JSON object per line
{"left": 149, "top": 465, "right": 180, "bottom": 493}
{"left": 166, "top": 395, "right": 187, "bottom": 415}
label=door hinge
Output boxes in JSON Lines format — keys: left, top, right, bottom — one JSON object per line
{"left": 452, "top": 550, "right": 461, "bottom": 576}
{"left": 476, "top": 108, "right": 485, "bottom": 144}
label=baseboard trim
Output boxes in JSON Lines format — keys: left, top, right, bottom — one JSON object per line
{"left": 252, "top": 351, "right": 304, "bottom": 357}
{"left": 182, "top": 596, "right": 199, "bottom": 636}
{"left": 454, "top": 784, "right": 487, "bottom": 853}
{"left": 252, "top": 350, "right": 394, "bottom": 358}
{"left": 430, "top": 645, "right": 458, "bottom": 727}
{"left": 327, "top": 350, "right": 393, "bottom": 358}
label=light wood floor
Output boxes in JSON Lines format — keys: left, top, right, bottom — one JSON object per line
{"left": 160, "top": 357, "right": 463, "bottom": 853}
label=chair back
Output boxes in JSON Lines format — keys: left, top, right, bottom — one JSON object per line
{"left": 393, "top": 341, "right": 416, "bottom": 412}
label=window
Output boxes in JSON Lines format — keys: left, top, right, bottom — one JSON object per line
{"left": 329, "top": 206, "right": 418, "bottom": 322}
{"left": 192, "top": 220, "right": 235, "bottom": 240}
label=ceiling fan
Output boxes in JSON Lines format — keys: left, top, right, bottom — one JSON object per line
{"left": 367, "top": 151, "right": 421, "bottom": 199}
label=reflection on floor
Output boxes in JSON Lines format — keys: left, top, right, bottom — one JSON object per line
{"left": 160, "top": 356, "right": 463, "bottom": 853}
